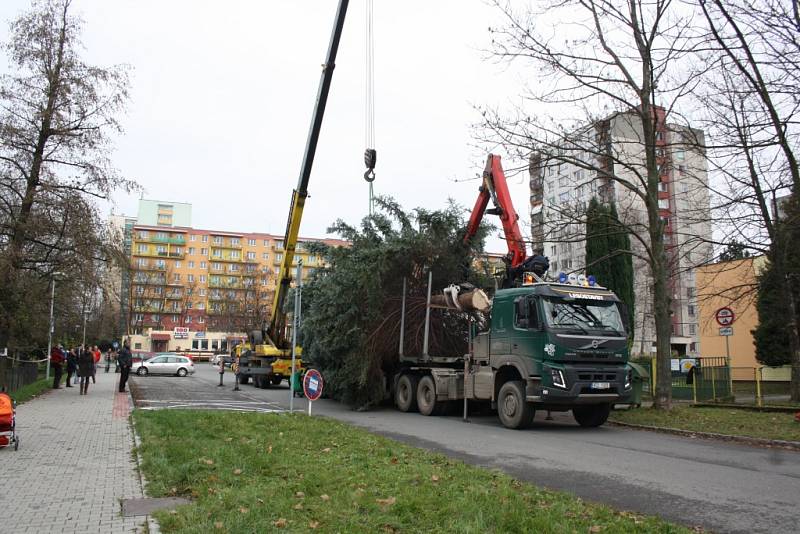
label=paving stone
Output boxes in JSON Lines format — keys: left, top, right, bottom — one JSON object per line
{"left": 0, "top": 371, "right": 149, "bottom": 533}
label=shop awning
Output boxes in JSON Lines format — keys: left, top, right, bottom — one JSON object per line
{"left": 150, "top": 333, "right": 171, "bottom": 341}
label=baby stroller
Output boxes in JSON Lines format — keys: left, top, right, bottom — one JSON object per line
{"left": 0, "top": 392, "right": 19, "bottom": 451}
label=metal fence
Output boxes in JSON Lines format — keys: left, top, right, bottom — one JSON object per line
{"left": 0, "top": 355, "right": 41, "bottom": 392}
{"left": 642, "top": 356, "right": 791, "bottom": 406}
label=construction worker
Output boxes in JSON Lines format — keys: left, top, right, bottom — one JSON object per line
{"left": 232, "top": 355, "right": 240, "bottom": 391}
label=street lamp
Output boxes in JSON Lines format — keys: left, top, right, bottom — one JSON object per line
{"left": 45, "top": 272, "right": 65, "bottom": 380}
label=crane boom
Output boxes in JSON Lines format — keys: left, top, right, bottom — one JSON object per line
{"left": 464, "top": 154, "right": 527, "bottom": 267}
{"left": 267, "top": 0, "right": 350, "bottom": 347}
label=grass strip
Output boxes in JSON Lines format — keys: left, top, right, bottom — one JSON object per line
{"left": 8, "top": 376, "right": 59, "bottom": 404}
{"left": 134, "top": 410, "right": 689, "bottom": 533}
{"left": 610, "top": 406, "right": 800, "bottom": 442}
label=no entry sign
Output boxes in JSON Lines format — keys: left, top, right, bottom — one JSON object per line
{"left": 303, "top": 369, "right": 324, "bottom": 401}
{"left": 715, "top": 307, "right": 735, "bottom": 326}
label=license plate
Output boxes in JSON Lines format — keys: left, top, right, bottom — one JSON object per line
{"left": 591, "top": 382, "right": 610, "bottom": 390}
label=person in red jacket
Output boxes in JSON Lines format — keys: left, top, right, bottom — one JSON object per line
{"left": 51, "top": 345, "right": 65, "bottom": 389}
{"left": 91, "top": 345, "right": 101, "bottom": 384}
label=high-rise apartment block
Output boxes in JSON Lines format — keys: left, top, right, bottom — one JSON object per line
{"left": 529, "top": 110, "right": 713, "bottom": 357}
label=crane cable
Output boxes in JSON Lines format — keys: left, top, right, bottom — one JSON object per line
{"left": 363, "top": 0, "right": 376, "bottom": 216}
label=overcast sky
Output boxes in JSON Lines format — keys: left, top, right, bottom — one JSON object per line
{"left": 0, "top": 0, "right": 535, "bottom": 252}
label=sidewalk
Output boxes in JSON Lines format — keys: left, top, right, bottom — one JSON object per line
{"left": 0, "top": 369, "right": 148, "bottom": 533}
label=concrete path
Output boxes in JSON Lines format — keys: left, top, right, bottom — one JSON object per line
{"left": 0, "top": 370, "right": 148, "bottom": 533}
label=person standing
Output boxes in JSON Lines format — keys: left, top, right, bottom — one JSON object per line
{"left": 91, "top": 345, "right": 100, "bottom": 384}
{"left": 217, "top": 356, "right": 225, "bottom": 387}
{"left": 105, "top": 348, "right": 112, "bottom": 373}
{"left": 50, "top": 345, "right": 65, "bottom": 389}
{"left": 117, "top": 341, "right": 132, "bottom": 393}
{"left": 65, "top": 348, "right": 78, "bottom": 388}
{"left": 77, "top": 346, "right": 94, "bottom": 395}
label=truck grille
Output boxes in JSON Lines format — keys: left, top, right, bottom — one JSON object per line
{"left": 577, "top": 373, "right": 617, "bottom": 381}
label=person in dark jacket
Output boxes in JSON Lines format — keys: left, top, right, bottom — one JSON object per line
{"left": 117, "top": 341, "right": 133, "bottom": 393}
{"left": 77, "top": 346, "right": 94, "bottom": 395}
{"left": 65, "top": 348, "right": 78, "bottom": 388}
{"left": 51, "top": 345, "right": 65, "bottom": 389}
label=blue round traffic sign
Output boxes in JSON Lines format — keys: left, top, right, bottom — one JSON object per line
{"left": 303, "top": 369, "right": 324, "bottom": 401}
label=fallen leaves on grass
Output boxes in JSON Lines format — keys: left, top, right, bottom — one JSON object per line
{"left": 233, "top": 468, "right": 242, "bottom": 475}
{"left": 273, "top": 518, "right": 287, "bottom": 528}
{"left": 214, "top": 521, "right": 224, "bottom": 529}
{"left": 376, "top": 496, "right": 397, "bottom": 509}
{"left": 309, "top": 520, "right": 320, "bottom": 529}
{"left": 199, "top": 458, "right": 214, "bottom": 465}
{"left": 589, "top": 527, "right": 603, "bottom": 533}
{"left": 295, "top": 491, "right": 305, "bottom": 498}
{"left": 431, "top": 475, "right": 440, "bottom": 482}
{"left": 322, "top": 447, "right": 332, "bottom": 453}
{"left": 390, "top": 457, "right": 398, "bottom": 464}
{"left": 321, "top": 494, "right": 331, "bottom": 501}
{"left": 293, "top": 503, "right": 303, "bottom": 510}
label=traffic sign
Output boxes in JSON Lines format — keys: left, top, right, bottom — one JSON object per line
{"left": 715, "top": 307, "right": 735, "bottom": 326}
{"left": 719, "top": 327, "right": 733, "bottom": 336}
{"left": 303, "top": 369, "right": 324, "bottom": 401}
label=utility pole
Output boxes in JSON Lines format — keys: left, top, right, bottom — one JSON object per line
{"left": 46, "top": 276, "right": 56, "bottom": 380}
{"left": 289, "top": 260, "right": 303, "bottom": 412}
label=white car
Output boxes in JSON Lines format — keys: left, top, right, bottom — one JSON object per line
{"left": 136, "top": 353, "right": 195, "bottom": 377}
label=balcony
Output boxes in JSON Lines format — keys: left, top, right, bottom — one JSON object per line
{"left": 165, "top": 291, "right": 183, "bottom": 299}
{"left": 209, "top": 280, "right": 244, "bottom": 289}
{"left": 147, "top": 235, "right": 186, "bottom": 245}
{"left": 132, "top": 263, "right": 167, "bottom": 272}
{"left": 132, "top": 304, "right": 164, "bottom": 313}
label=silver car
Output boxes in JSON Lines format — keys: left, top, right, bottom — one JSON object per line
{"left": 136, "top": 353, "right": 195, "bottom": 377}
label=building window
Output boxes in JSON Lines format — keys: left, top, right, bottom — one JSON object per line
{"left": 190, "top": 235, "right": 196, "bottom": 242}
{"left": 186, "top": 301, "right": 193, "bottom": 308}
{"left": 247, "top": 251, "right": 256, "bottom": 260}
{"left": 231, "top": 250, "right": 240, "bottom": 259}
{"left": 156, "top": 260, "right": 166, "bottom": 268}
{"left": 198, "top": 316, "right": 205, "bottom": 324}
{"left": 137, "top": 244, "right": 147, "bottom": 253}
{"left": 689, "top": 324, "right": 696, "bottom": 335}
{"left": 201, "top": 235, "right": 208, "bottom": 242}
{"left": 200, "top": 275, "right": 207, "bottom": 282}
{"left": 658, "top": 199, "right": 669, "bottom": 209}
{"left": 263, "top": 239, "right": 270, "bottom": 246}
{"left": 173, "top": 273, "right": 181, "bottom": 282}
{"left": 211, "top": 263, "right": 221, "bottom": 271}
{"left": 138, "top": 231, "right": 148, "bottom": 239}
{"left": 276, "top": 253, "right": 283, "bottom": 262}
{"left": 294, "top": 254, "right": 302, "bottom": 263}
{"left": 157, "top": 245, "right": 167, "bottom": 254}
{"left": 175, "top": 261, "right": 181, "bottom": 269}
{"left": 185, "top": 316, "right": 192, "bottom": 323}
{"left": 188, "top": 247, "right": 195, "bottom": 255}
{"left": 213, "top": 236, "right": 223, "bottom": 245}
{"left": 199, "top": 288, "right": 207, "bottom": 296}
{"left": 213, "top": 249, "right": 222, "bottom": 257}
{"left": 200, "top": 248, "right": 208, "bottom": 256}
{"left": 658, "top": 182, "right": 668, "bottom": 193}
{"left": 188, "top": 261, "right": 194, "bottom": 268}
{"left": 276, "top": 240, "right": 284, "bottom": 249}
{"left": 151, "top": 314, "right": 160, "bottom": 322}
{"left": 687, "top": 287, "right": 695, "bottom": 298}
{"left": 231, "top": 238, "right": 240, "bottom": 245}
{"left": 200, "top": 261, "right": 207, "bottom": 269}
{"left": 187, "top": 274, "right": 194, "bottom": 283}
{"left": 675, "top": 150, "right": 686, "bottom": 161}
{"left": 229, "top": 264, "right": 239, "bottom": 272}
{"left": 262, "top": 252, "right": 269, "bottom": 260}
{"left": 248, "top": 239, "right": 256, "bottom": 246}
{"left": 687, "top": 305, "right": 695, "bottom": 316}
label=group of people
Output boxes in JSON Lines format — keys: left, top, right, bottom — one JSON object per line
{"left": 49, "top": 344, "right": 110, "bottom": 395}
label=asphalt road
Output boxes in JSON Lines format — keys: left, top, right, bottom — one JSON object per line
{"left": 130, "top": 364, "right": 800, "bottom": 534}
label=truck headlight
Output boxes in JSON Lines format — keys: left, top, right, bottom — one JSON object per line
{"left": 551, "top": 368, "right": 566, "bottom": 388}
{"left": 624, "top": 369, "right": 632, "bottom": 389}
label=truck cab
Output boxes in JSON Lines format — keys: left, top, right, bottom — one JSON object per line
{"left": 476, "top": 282, "right": 632, "bottom": 427}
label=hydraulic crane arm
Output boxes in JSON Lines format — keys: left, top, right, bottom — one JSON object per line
{"left": 463, "top": 154, "right": 527, "bottom": 268}
{"left": 267, "top": 0, "right": 350, "bottom": 348}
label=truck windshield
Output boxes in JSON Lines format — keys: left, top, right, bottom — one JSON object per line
{"left": 542, "top": 297, "right": 625, "bottom": 335}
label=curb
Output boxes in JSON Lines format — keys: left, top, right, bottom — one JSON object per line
{"left": 608, "top": 420, "right": 800, "bottom": 451}
{"left": 127, "top": 390, "right": 161, "bottom": 534}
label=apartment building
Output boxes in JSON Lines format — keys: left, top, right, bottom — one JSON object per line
{"left": 529, "top": 109, "right": 713, "bottom": 357}
{"left": 118, "top": 200, "right": 346, "bottom": 351}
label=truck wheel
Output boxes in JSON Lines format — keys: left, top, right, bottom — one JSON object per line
{"left": 271, "top": 375, "right": 282, "bottom": 385}
{"left": 497, "top": 381, "right": 535, "bottom": 429}
{"left": 572, "top": 404, "right": 611, "bottom": 427}
{"left": 416, "top": 375, "right": 445, "bottom": 416}
{"left": 395, "top": 374, "right": 419, "bottom": 412}
{"left": 240, "top": 375, "right": 250, "bottom": 385}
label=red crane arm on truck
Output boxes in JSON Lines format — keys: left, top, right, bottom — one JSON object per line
{"left": 463, "top": 154, "right": 527, "bottom": 267}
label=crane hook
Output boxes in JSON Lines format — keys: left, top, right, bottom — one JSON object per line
{"left": 364, "top": 148, "right": 377, "bottom": 182}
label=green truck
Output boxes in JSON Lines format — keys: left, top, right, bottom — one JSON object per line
{"left": 393, "top": 276, "right": 633, "bottom": 429}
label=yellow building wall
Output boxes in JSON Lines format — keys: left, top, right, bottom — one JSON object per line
{"left": 696, "top": 256, "right": 765, "bottom": 379}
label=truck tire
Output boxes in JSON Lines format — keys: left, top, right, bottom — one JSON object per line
{"left": 572, "top": 404, "right": 611, "bottom": 427}
{"left": 254, "top": 375, "right": 267, "bottom": 389}
{"left": 271, "top": 375, "right": 282, "bottom": 386}
{"left": 240, "top": 375, "right": 250, "bottom": 385}
{"left": 497, "top": 381, "right": 535, "bottom": 429}
{"left": 416, "top": 375, "right": 446, "bottom": 416}
{"left": 395, "top": 374, "right": 419, "bottom": 412}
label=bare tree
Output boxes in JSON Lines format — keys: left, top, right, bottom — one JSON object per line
{"left": 479, "top": 0, "right": 709, "bottom": 408}
{"left": 695, "top": 0, "right": 800, "bottom": 399}
{"left": 0, "top": 0, "right": 134, "bottom": 348}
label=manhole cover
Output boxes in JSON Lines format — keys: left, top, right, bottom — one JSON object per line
{"left": 121, "top": 497, "right": 191, "bottom": 516}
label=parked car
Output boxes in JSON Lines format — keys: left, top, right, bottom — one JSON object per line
{"left": 136, "top": 353, "right": 195, "bottom": 377}
{"left": 209, "top": 352, "right": 224, "bottom": 365}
